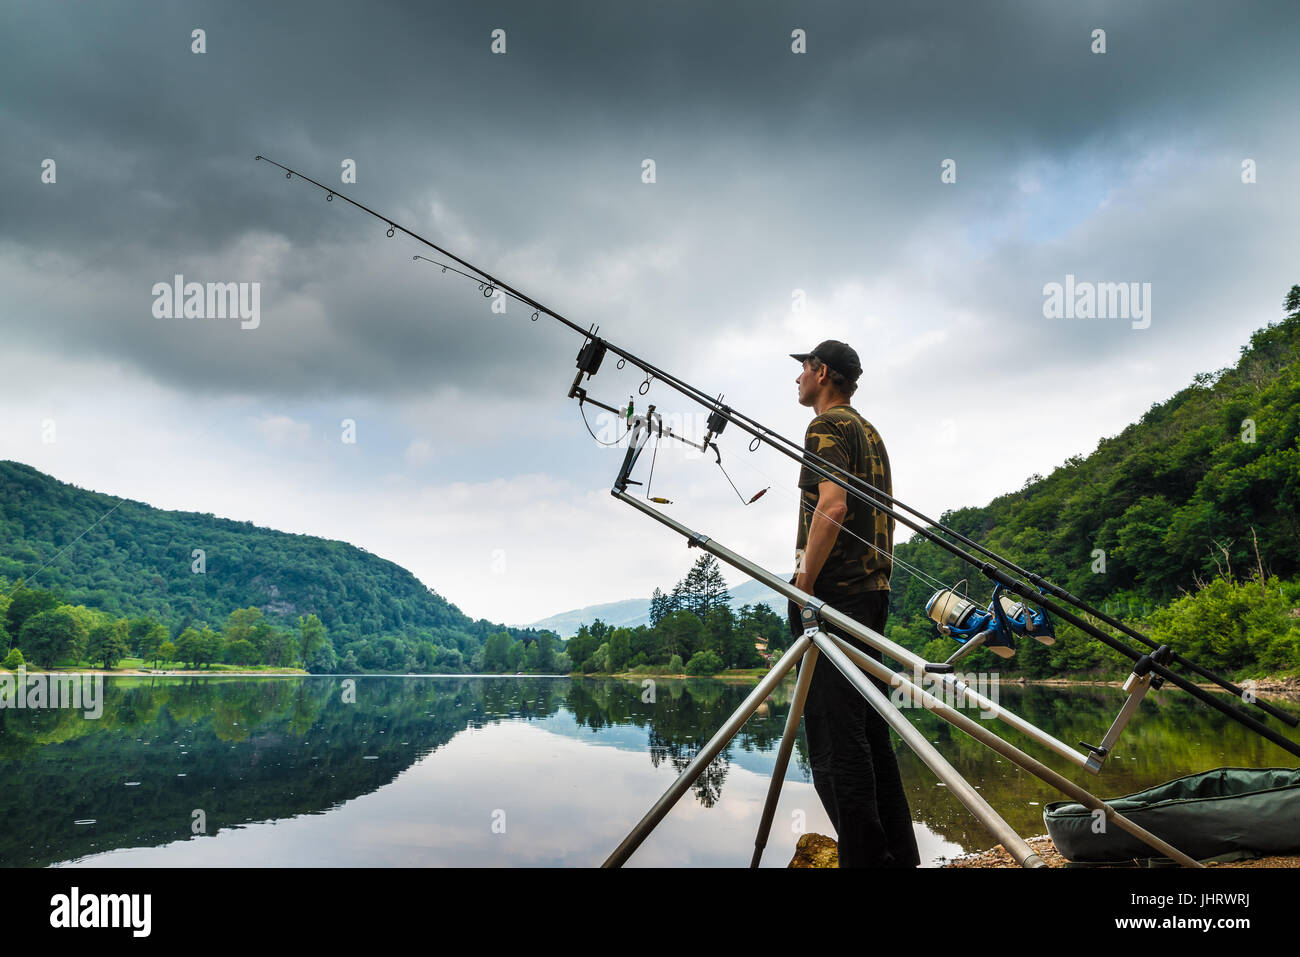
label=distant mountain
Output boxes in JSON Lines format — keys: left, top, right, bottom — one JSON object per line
{"left": 0, "top": 461, "right": 550, "bottom": 662}
{"left": 526, "top": 574, "right": 794, "bottom": 637}
{"left": 524, "top": 597, "right": 653, "bottom": 636}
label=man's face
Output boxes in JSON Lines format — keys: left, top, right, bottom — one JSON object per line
{"left": 795, "top": 359, "right": 820, "bottom": 407}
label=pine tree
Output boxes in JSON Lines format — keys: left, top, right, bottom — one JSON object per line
{"left": 649, "top": 587, "right": 670, "bottom": 627}
{"left": 699, "top": 555, "right": 730, "bottom": 616}
{"left": 668, "top": 580, "right": 688, "bottom": 618}
{"left": 677, "top": 554, "right": 731, "bottom": 622}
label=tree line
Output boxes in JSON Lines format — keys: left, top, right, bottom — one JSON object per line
{"left": 558, "top": 554, "right": 785, "bottom": 675}
{"left": 1, "top": 578, "right": 328, "bottom": 671}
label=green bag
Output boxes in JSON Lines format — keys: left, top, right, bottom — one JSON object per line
{"left": 1043, "top": 766, "right": 1300, "bottom": 864}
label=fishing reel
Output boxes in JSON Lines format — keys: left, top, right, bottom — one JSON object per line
{"left": 925, "top": 581, "right": 1055, "bottom": 663}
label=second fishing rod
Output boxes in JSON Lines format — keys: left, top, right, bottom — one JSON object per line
{"left": 254, "top": 155, "right": 1300, "bottom": 756}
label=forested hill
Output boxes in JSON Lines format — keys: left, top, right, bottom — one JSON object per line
{"left": 887, "top": 287, "right": 1300, "bottom": 677}
{"left": 0, "top": 461, "right": 549, "bottom": 664}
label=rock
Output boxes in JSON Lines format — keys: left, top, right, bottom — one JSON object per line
{"left": 789, "top": 833, "right": 839, "bottom": 868}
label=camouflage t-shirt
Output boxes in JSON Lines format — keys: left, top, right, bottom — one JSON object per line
{"left": 795, "top": 405, "right": 894, "bottom": 596}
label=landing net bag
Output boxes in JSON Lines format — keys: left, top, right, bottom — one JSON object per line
{"left": 1043, "top": 766, "right": 1300, "bottom": 864}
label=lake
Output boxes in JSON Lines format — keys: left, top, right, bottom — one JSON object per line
{"left": 1, "top": 675, "right": 1295, "bottom": 867}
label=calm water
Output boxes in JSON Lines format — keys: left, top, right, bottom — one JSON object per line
{"left": 1, "top": 675, "right": 1295, "bottom": 867}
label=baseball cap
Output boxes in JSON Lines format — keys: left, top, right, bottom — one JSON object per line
{"left": 790, "top": 340, "right": 862, "bottom": 383}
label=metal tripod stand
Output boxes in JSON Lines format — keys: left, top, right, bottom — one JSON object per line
{"left": 601, "top": 490, "right": 1202, "bottom": 869}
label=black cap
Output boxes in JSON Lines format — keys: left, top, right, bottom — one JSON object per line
{"left": 790, "top": 340, "right": 862, "bottom": 383}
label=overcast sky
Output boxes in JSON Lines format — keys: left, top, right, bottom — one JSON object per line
{"left": 2, "top": 0, "right": 1297, "bottom": 625}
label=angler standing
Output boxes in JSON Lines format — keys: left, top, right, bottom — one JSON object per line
{"left": 787, "top": 340, "right": 920, "bottom": 868}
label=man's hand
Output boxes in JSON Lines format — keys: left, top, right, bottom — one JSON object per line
{"left": 795, "top": 480, "right": 848, "bottom": 606}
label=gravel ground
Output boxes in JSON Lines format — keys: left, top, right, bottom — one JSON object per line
{"left": 791, "top": 833, "right": 1300, "bottom": 867}
{"left": 941, "top": 834, "right": 1300, "bottom": 868}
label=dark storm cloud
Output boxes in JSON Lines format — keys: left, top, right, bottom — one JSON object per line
{"left": 1, "top": 0, "right": 1297, "bottom": 398}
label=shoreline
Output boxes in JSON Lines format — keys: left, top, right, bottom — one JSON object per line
{"left": 590, "top": 670, "right": 1300, "bottom": 700}
{"left": 5, "top": 668, "right": 1296, "bottom": 699}
{"left": 0, "top": 667, "right": 309, "bottom": 677}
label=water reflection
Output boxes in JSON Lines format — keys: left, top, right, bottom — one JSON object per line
{"left": 0, "top": 676, "right": 1293, "bottom": 867}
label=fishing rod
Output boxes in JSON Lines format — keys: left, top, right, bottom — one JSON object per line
{"left": 253, "top": 155, "right": 1300, "bottom": 760}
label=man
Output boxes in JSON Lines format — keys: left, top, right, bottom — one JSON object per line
{"left": 787, "top": 339, "right": 920, "bottom": 868}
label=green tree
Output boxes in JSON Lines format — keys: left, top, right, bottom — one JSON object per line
{"left": 607, "top": 629, "right": 631, "bottom": 672}
{"left": 0, "top": 581, "right": 11, "bottom": 649}
{"left": 5, "top": 585, "right": 60, "bottom": 643}
{"left": 583, "top": 642, "right": 610, "bottom": 673}
{"left": 139, "top": 623, "right": 168, "bottom": 667}
{"left": 126, "top": 616, "right": 156, "bottom": 655}
{"left": 19, "top": 607, "right": 89, "bottom": 667}
{"left": 264, "top": 628, "right": 293, "bottom": 667}
{"left": 227, "top": 638, "right": 259, "bottom": 666}
{"left": 297, "top": 614, "right": 327, "bottom": 668}
{"left": 522, "top": 639, "right": 541, "bottom": 672}
{"left": 677, "top": 555, "right": 731, "bottom": 621}
{"left": 505, "top": 639, "right": 525, "bottom": 672}
{"left": 198, "top": 627, "right": 222, "bottom": 668}
{"left": 685, "top": 649, "right": 724, "bottom": 675}
{"left": 565, "top": 625, "right": 595, "bottom": 671}
{"left": 2, "top": 647, "right": 23, "bottom": 670}
{"left": 657, "top": 610, "right": 704, "bottom": 663}
{"left": 175, "top": 627, "right": 202, "bottom": 668}
{"left": 534, "top": 632, "right": 558, "bottom": 672}
{"left": 250, "top": 620, "right": 276, "bottom": 659}
{"left": 87, "top": 619, "right": 131, "bottom": 669}
{"left": 158, "top": 640, "right": 177, "bottom": 665}
{"left": 432, "top": 645, "right": 463, "bottom": 672}
{"left": 1147, "top": 575, "right": 1300, "bottom": 674}
{"left": 225, "top": 607, "right": 266, "bottom": 648}
{"left": 481, "top": 631, "right": 512, "bottom": 672}
{"left": 649, "top": 587, "right": 671, "bottom": 627}
{"left": 308, "top": 638, "right": 340, "bottom": 673}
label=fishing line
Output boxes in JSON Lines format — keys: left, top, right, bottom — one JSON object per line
{"left": 713, "top": 447, "right": 764, "bottom": 506}
{"left": 578, "top": 402, "right": 626, "bottom": 446}
{"left": 644, "top": 417, "right": 665, "bottom": 503}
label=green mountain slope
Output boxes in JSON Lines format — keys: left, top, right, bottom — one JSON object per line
{"left": 0, "top": 461, "right": 547, "bottom": 664}
{"left": 887, "top": 287, "right": 1300, "bottom": 676}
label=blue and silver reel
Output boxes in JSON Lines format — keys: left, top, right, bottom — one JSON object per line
{"left": 994, "top": 592, "right": 1056, "bottom": 646}
{"left": 925, "top": 582, "right": 1056, "bottom": 662}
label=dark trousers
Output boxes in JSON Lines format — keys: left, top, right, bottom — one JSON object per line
{"left": 787, "top": 589, "right": 920, "bottom": 868}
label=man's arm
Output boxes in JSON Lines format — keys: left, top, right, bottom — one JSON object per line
{"left": 795, "top": 479, "right": 847, "bottom": 601}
